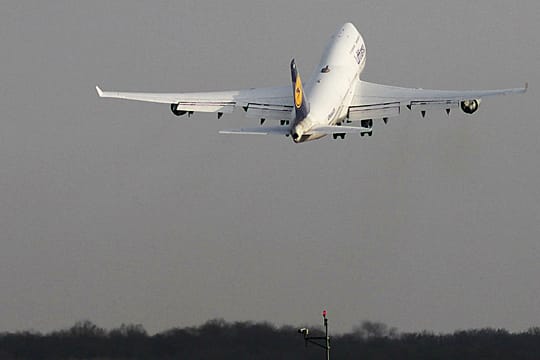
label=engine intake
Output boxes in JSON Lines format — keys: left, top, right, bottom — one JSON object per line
{"left": 171, "top": 103, "right": 187, "bottom": 116}
{"left": 460, "top": 99, "right": 480, "bottom": 114}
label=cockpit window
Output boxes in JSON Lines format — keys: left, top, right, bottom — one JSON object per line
{"left": 320, "top": 65, "right": 330, "bottom": 73}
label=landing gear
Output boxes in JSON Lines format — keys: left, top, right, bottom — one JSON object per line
{"left": 280, "top": 120, "right": 290, "bottom": 126}
{"left": 332, "top": 133, "right": 346, "bottom": 140}
{"left": 360, "top": 130, "right": 373, "bottom": 137}
{"left": 361, "top": 119, "right": 373, "bottom": 128}
{"left": 360, "top": 119, "right": 373, "bottom": 137}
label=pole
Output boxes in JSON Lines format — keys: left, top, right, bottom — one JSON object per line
{"left": 323, "top": 310, "right": 330, "bottom": 360}
{"left": 298, "top": 310, "right": 331, "bottom": 360}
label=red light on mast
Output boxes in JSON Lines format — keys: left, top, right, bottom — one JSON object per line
{"left": 322, "top": 310, "right": 327, "bottom": 318}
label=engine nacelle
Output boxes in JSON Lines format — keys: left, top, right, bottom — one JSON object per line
{"left": 460, "top": 99, "right": 481, "bottom": 114}
{"left": 170, "top": 103, "right": 187, "bottom": 116}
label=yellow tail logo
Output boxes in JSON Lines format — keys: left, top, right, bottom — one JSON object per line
{"left": 294, "top": 74, "right": 303, "bottom": 109}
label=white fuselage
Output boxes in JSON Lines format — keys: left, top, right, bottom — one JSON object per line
{"left": 293, "top": 23, "right": 366, "bottom": 142}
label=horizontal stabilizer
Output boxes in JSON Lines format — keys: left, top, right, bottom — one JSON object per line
{"left": 219, "top": 125, "right": 373, "bottom": 137}
{"left": 219, "top": 126, "right": 291, "bottom": 136}
{"left": 311, "top": 125, "right": 372, "bottom": 134}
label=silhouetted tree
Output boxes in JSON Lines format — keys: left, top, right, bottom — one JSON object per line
{"left": 2, "top": 319, "right": 540, "bottom": 359}
{"left": 352, "top": 320, "right": 399, "bottom": 339}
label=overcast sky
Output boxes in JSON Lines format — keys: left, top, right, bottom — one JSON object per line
{"left": 0, "top": 0, "right": 538, "bottom": 334}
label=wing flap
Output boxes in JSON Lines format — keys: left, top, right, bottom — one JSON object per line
{"left": 348, "top": 101, "right": 400, "bottom": 121}
{"left": 409, "top": 99, "right": 460, "bottom": 111}
{"left": 173, "top": 101, "right": 236, "bottom": 113}
{"left": 245, "top": 103, "right": 293, "bottom": 121}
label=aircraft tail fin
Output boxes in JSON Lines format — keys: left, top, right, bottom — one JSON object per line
{"left": 290, "top": 59, "right": 310, "bottom": 122}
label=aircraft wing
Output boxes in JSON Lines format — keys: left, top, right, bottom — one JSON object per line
{"left": 96, "top": 85, "right": 293, "bottom": 120}
{"left": 347, "top": 80, "right": 528, "bottom": 121}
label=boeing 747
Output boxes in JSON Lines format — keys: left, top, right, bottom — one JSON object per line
{"left": 96, "top": 23, "right": 527, "bottom": 143}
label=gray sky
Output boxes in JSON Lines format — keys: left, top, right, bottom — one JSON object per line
{"left": 0, "top": 0, "right": 539, "bottom": 334}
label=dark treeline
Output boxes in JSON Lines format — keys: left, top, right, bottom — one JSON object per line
{"left": 2, "top": 319, "right": 540, "bottom": 359}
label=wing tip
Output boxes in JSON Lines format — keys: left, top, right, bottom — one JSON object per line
{"left": 95, "top": 85, "right": 104, "bottom": 97}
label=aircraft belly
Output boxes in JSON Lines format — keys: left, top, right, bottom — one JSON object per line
{"left": 309, "top": 72, "right": 359, "bottom": 126}
{"left": 308, "top": 77, "right": 349, "bottom": 124}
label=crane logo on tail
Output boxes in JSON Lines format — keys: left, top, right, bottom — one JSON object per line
{"left": 290, "top": 59, "right": 310, "bottom": 121}
{"left": 294, "top": 74, "right": 303, "bottom": 109}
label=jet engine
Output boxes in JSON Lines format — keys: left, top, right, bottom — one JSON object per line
{"left": 170, "top": 103, "right": 187, "bottom": 116}
{"left": 460, "top": 99, "right": 480, "bottom": 114}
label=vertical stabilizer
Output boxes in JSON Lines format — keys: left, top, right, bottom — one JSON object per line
{"left": 290, "top": 59, "right": 310, "bottom": 123}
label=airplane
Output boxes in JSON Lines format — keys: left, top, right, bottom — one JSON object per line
{"left": 96, "top": 23, "right": 527, "bottom": 143}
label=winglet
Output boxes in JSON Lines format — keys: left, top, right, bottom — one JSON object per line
{"left": 96, "top": 86, "right": 104, "bottom": 97}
